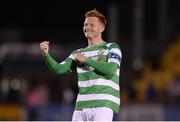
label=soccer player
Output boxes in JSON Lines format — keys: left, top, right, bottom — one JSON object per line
{"left": 40, "top": 9, "right": 122, "bottom": 121}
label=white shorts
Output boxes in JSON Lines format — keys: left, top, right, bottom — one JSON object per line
{"left": 72, "top": 107, "right": 113, "bottom": 121}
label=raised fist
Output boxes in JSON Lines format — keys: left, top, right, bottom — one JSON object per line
{"left": 40, "top": 41, "right": 50, "bottom": 55}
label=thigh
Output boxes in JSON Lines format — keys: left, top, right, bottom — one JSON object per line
{"left": 94, "top": 107, "right": 113, "bottom": 121}
{"left": 72, "top": 110, "right": 83, "bottom": 121}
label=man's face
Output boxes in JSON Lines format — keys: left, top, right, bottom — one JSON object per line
{"left": 83, "top": 17, "right": 104, "bottom": 39}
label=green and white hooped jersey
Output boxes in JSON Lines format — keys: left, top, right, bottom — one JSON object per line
{"left": 66, "top": 42, "right": 122, "bottom": 113}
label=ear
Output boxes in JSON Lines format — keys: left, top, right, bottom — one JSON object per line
{"left": 100, "top": 25, "right": 105, "bottom": 33}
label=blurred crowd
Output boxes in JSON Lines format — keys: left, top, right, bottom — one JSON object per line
{"left": 121, "top": 37, "right": 180, "bottom": 105}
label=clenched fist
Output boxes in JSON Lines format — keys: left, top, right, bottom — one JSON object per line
{"left": 40, "top": 41, "right": 50, "bottom": 55}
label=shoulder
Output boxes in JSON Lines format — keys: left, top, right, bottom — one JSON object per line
{"left": 106, "top": 42, "right": 120, "bottom": 49}
{"left": 106, "top": 42, "right": 122, "bottom": 57}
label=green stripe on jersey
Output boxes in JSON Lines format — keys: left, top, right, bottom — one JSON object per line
{"left": 75, "top": 100, "right": 119, "bottom": 113}
{"left": 109, "top": 43, "right": 120, "bottom": 49}
{"left": 78, "top": 71, "right": 104, "bottom": 81}
{"left": 79, "top": 85, "right": 119, "bottom": 97}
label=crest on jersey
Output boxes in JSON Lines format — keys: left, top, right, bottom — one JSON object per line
{"left": 97, "top": 48, "right": 105, "bottom": 61}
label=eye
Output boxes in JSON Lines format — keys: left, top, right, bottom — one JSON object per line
{"left": 84, "top": 23, "right": 94, "bottom": 28}
{"left": 90, "top": 24, "right": 94, "bottom": 27}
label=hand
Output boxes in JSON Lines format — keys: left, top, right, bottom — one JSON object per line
{"left": 40, "top": 41, "right": 49, "bottom": 55}
{"left": 75, "top": 53, "right": 88, "bottom": 63}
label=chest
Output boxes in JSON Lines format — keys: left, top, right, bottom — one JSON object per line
{"left": 75, "top": 49, "right": 108, "bottom": 68}
{"left": 81, "top": 49, "right": 108, "bottom": 61}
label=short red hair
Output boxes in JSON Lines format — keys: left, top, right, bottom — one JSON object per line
{"left": 85, "top": 9, "right": 107, "bottom": 27}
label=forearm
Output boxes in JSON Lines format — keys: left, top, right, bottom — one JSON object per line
{"left": 86, "top": 58, "right": 118, "bottom": 78}
{"left": 43, "top": 53, "right": 71, "bottom": 75}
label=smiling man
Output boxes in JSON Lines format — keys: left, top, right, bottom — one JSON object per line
{"left": 40, "top": 9, "right": 122, "bottom": 121}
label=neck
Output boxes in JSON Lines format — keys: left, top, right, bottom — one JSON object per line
{"left": 88, "top": 36, "right": 105, "bottom": 47}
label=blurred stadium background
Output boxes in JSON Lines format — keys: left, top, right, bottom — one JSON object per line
{"left": 0, "top": 0, "right": 180, "bottom": 121}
